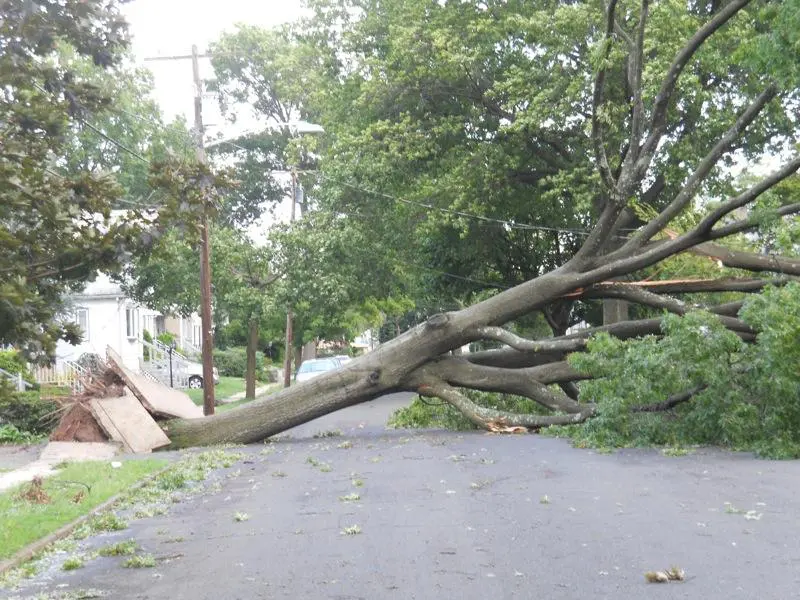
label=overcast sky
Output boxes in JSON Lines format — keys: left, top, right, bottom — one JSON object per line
{"left": 122, "top": 0, "right": 309, "bottom": 240}
{"left": 123, "top": 0, "right": 305, "bottom": 125}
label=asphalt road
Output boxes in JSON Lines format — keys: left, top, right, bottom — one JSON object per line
{"left": 5, "top": 392, "right": 800, "bottom": 600}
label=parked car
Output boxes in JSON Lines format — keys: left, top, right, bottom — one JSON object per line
{"left": 294, "top": 357, "right": 342, "bottom": 383}
{"left": 333, "top": 354, "right": 352, "bottom": 364}
{"left": 186, "top": 361, "right": 220, "bottom": 389}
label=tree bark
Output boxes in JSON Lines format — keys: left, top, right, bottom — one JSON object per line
{"left": 293, "top": 344, "right": 303, "bottom": 373}
{"left": 245, "top": 319, "right": 258, "bottom": 400}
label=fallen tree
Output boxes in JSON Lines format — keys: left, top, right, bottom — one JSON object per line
{"left": 165, "top": 0, "right": 800, "bottom": 448}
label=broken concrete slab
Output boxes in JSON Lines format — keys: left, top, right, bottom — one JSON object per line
{"left": 90, "top": 396, "right": 171, "bottom": 453}
{"left": 106, "top": 347, "right": 203, "bottom": 420}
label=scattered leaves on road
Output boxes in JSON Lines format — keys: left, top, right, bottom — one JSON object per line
{"left": 645, "top": 566, "right": 685, "bottom": 583}
{"left": 341, "top": 525, "right": 362, "bottom": 536}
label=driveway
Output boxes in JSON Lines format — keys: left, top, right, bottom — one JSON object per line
{"left": 4, "top": 393, "right": 800, "bottom": 599}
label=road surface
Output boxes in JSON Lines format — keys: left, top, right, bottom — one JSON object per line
{"left": 4, "top": 392, "right": 800, "bottom": 599}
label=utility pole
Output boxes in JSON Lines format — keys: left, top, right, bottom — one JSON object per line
{"left": 192, "top": 45, "right": 216, "bottom": 415}
{"left": 283, "top": 168, "right": 297, "bottom": 387}
{"left": 145, "top": 47, "right": 216, "bottom": 414}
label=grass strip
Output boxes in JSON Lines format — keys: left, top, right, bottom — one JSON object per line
{"left": 0, "top": 459, "right": 166, "bottom": 561}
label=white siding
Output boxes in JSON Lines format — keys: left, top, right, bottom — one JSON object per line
{"left": 55, "top": 275, "right": 161, "bottom": 371}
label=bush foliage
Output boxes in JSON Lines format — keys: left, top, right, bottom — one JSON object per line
{"left": 212, "top": 346, "right": 268, "bottom": 381}
{"left": 389, "top": 390, "right": 549, "bottom": 431}
{"left": 0, "top": 350, "right": 33, "bottom": 384}
{"left": 0, "top": 384, "right": 59, "bottom": 436}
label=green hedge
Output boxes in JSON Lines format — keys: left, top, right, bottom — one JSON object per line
{"left": 213, "top": 347, "right": 268, "bottom": 381}
{"left": 0, "top": 385, "right": 59, "bottom": 436}
{"left": 0, "top": 350, "right": 33, "bottom": 384}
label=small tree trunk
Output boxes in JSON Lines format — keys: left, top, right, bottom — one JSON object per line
{"left": 293, "top": 344, "right": 303, "bottom": 370}
{"left": 245, "top": 319, "right": 258, "bottom": 400}
{"left": 602, "top": 299, "right": 629, "bottom": 325}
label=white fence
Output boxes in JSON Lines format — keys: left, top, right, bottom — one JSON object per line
{"left": 0, "top": 367, "right": 35, "bottom": 392}
{"left": 29, "top": 361, "right": 87, "bottom": 395}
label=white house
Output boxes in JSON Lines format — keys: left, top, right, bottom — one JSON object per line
{"left": 55, "top": 273, "right": 164, "bottom": 371}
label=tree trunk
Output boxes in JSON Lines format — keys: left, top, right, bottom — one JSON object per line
{"left": 293, "top": 344, "right": 303, "bottom": 371}
{"left": 245, "top": 319, "right": 258, "bottom": 400}
{"left": 165, "top": 271, "right": 582, "bottom": 447}
{"left": 602, "top": 299, "right": 629, "bottom": 325}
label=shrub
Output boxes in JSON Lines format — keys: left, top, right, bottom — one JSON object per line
{"left": 213, "top": 347, "right": 247, "bottom": 377}
{"left": 0, "top": 350, "right": 34, "bottom": 384}
{"left": 0, "top": 423, "right": 43, "bottom": 444}
{"left": 157, "top": 332, "right": 176, "bottom": 347}
{"left": 0, "top": 385, "right": 59, "bottom": 435}
{"left": 142, "top": 329, "right": 153, "bottom": 361}
{"left": 213, "top": 346, "right": 268, "bottom": 380}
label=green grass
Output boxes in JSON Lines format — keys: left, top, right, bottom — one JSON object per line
{"left": 0, "top": 458, "right": 166, "bottom": 560}
{"left": 186, "top": 378, "right": 280, "bottom": 408}
{"left": 187, "top": 376, "right": 246, "bottom": 405}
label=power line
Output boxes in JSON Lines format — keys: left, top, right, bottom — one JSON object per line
{"left": 315, "top": 173, "right": 599, "bottom": 237}
{"left": 32, "top": 82, "right": 149, "bottom": 165}
{"left": 78, "top": 119, "right": 148, "bottom": 163}
{"left": 395, "top": 260, "right": 512, "bottom": 290}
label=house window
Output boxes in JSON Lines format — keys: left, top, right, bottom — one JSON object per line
{"left": 193, "top": 324, "right": 201, "bottom": 347}
{"left": 75, "top": 308, "right": 89, "bottom": 341}
{"left": 125, "top": 307, "right": 139, "bottom": 339}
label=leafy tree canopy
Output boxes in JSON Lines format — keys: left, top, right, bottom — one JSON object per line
{"left": 0, "top": 0, "right": 141, "bottom": 360}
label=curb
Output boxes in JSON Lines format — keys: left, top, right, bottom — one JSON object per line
{"left": 0, "top": 463, "right": 173, "bottom": 576}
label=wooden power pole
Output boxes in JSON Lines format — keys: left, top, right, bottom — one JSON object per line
{"left": 283, "top": 169, "right": 297, "bottom": 388}
{"left": 145, "top": 47, "right": 216, "bottom": 414}
{"left": 192, "top": 45, "right": 216, "bottom": 415}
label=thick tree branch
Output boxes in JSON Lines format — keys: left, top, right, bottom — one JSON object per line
{"left": 415, "top": 357, "right": 582, "bottom": 413}
{"left": 415, "top": 378, "right": 595, "bottom": 431}
{"left": 709, "top": 202, "right": 800, "bottom": 240}
{"left": 628, "top": 0, "right": 649, "bottom": 157}
{"left": 526, "top": 362, "right": 591, "bottom": 384}
{"left": 710, "top": 300, "right": 745, "bottom": 316}
{"left": 634, "top": 0, "right": 753, "bottom": 179}
{"left": 579, "top": 283, "right": 754, "bottom": 333}
{"left": 625, "top": 85, "right": 779, "bottom": 250}
{"left": 585, "top": 165, "right": 799, "bottom": 283}
{"left": 469, "top": 325, "right": 588, "bottom": 353}
{"left": 613, "top": 20, "right": 633, "bottom": 48}
{"left": 591, "top": 0, "right": 619, "bottom": 191}
{"left": 691, "top": 242, "right": 800, "bottom": 276}
{"left": 569, "top": 277, "right": 787, "bottom": 296}
{"left": 467, "top": 309, "right": 760, "bottom": 370}
{"left": 699, "top": 157, "right": 800, "bottom": 234}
